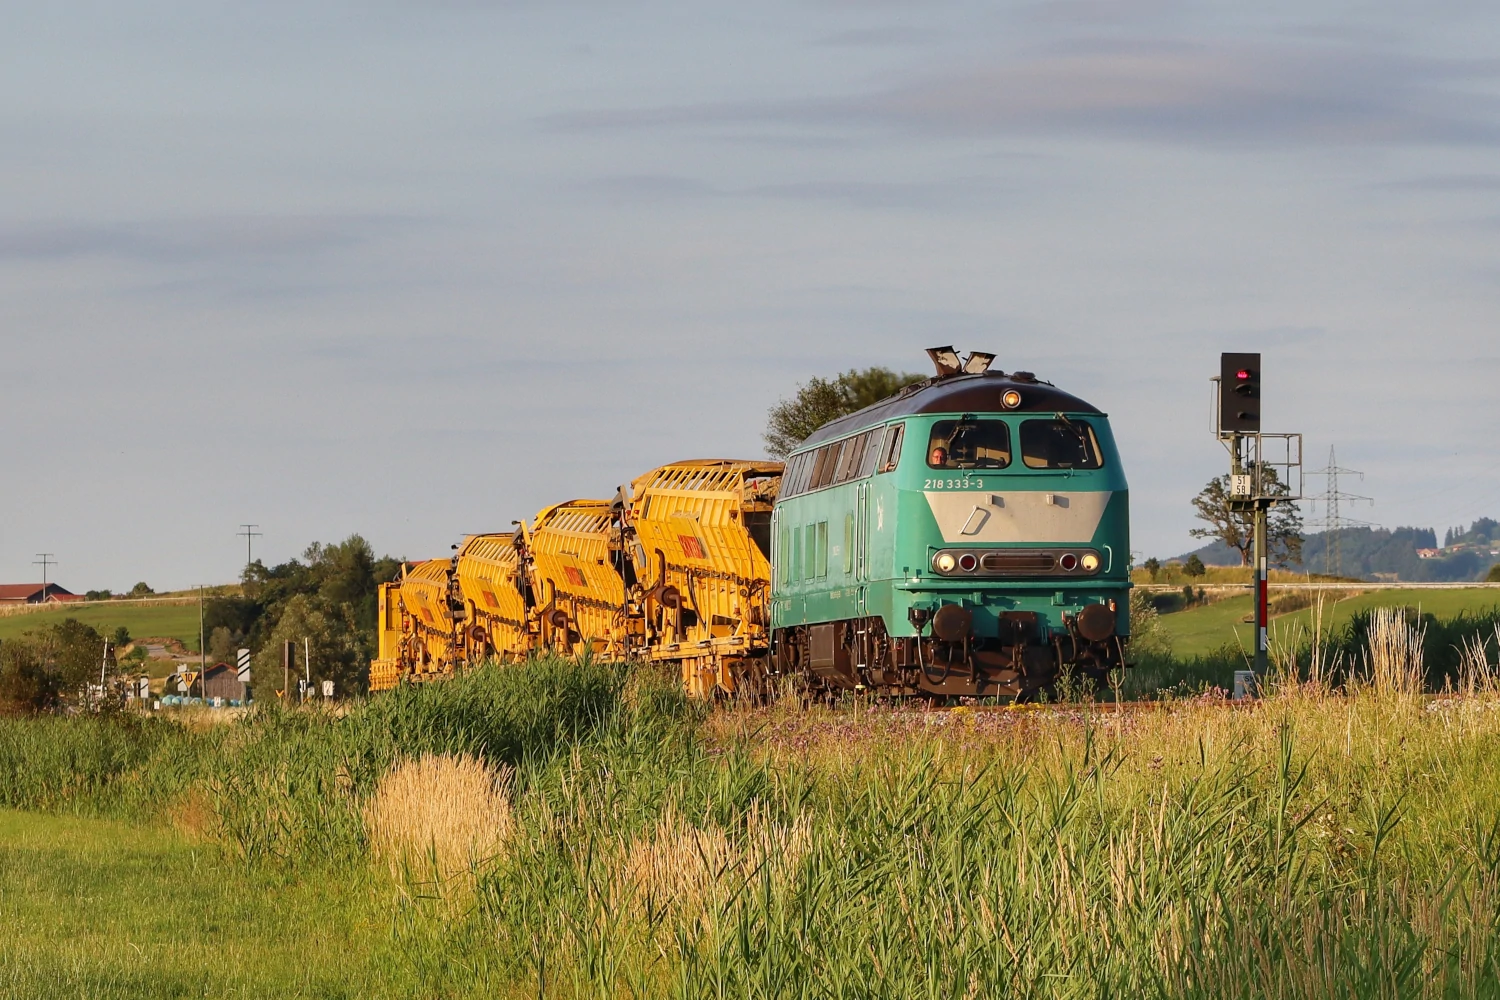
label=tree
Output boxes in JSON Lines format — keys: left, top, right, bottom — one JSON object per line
{"left": 251, "top": 593, "right": 369, "bottom": 698}
{"left": 764, "top": 366, "right": 924, "bottom": 458}
{"left": 1183, "top": 554, "right": 1206, "bottom": 578}
{"left": 1488, "top": 563, "right": 1500, "bottom": 582}
{"left": 127, "top": 582, "right": 154, "bottom": 598}
{"left": 1142, "top": 557, "right": 1161, "bottom": 581}
{"left": 1128, "top": 591, "right": 1172, "bottom": 659}
{"left": 207, "top": 626, "right": 237, "bottom": 665}
{"left": 1189, "top": 469, "right": 1304, "bottom": 567}
{"left": 0, "top": 619, "right": 109, "bottom": 712}
{"left": 112, "top": 626, "right": 131, "bottom": 649}
{"left": 216, "top": 533, "right": 403, "bottom": 695}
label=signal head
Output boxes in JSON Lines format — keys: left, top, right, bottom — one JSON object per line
{"left": 1219, "top": 352, "right": 1262, "bottom": 433}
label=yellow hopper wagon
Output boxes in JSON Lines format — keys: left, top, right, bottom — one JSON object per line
{"left": 370, "top": 558, "right": 462, "bottom": 690}
{"left": 371, "top": 581, "right": 406, "bottom": 691}
{"left": 453, "top": 532, "right": 535, "bottom": 661}
{"left": 627, "top": 460, "right": 783, "bottom": 698}
{"left": 526, "top": 499, "right": 641, "bottom": 657}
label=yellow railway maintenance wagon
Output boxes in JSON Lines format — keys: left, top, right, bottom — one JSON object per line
{"left": 371, "top": 582, "right": 407, "bottom": 691}
{"left": 526, "top": 499, "right": 641, "bottom": 657}
{"left": 627, "top": 460, "right": 782, "bottom": 698}
{"left": 370, "top": 558, "right": 464, "bottom": 690}
{"left": 454, "top": 532, "right": 534, "bottom": 661}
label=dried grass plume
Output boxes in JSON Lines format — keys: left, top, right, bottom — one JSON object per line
{"left": 364, "top": 753, "right": 515, "bottom": 879}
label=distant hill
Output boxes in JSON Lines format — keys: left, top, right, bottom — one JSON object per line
{"left": 1177, "top": 519, "right": 1500, "bottom": 583}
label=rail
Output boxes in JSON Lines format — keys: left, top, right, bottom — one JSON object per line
{"left": 1135, "top": 581, "right": 1500, "bottom": 593}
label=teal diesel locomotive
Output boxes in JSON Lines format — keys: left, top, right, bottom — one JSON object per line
{"left": 769, "top": 349, "right": 1130, "bottom": 698}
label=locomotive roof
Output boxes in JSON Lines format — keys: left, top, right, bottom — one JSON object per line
{"left": 798, "top": 370, "right": 1103, "bottom": 450}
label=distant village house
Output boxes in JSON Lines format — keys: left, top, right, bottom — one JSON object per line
{"left": 0, "top": 583, "right": 84, "bottom": 604}
{"left": 201, "top": 663, "right": 248, "bottom": 704}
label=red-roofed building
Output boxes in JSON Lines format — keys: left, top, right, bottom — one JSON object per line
{"left": 0, "top": 583, "right": 84, "bottom": 605}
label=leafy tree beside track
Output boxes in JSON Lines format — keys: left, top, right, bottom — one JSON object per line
{"left": 764, "top": 366, "right": 924, "bottom": 458}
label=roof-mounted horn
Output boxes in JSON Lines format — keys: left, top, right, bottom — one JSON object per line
{"left": 926, "top": 346, "right": 962, "bottom": 377}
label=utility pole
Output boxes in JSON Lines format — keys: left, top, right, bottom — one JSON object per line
{"left": 198, "top": 585, "right": 207, "bottom": 700}
{"left": 33, "top": 553, "right": 56, "bottom": 595}
{"left": 283, "top": 640, "right": 294, "bottom": 703}
{"left": 1305, "top": 447, "right": 1372, "bottom": 579}
{"left": 237, "top": 524, "right": 262, "bottom": 574}
{"left": 1213, "top": 354, "right": 1302, "bottom": 691}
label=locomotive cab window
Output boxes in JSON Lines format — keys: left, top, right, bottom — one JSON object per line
{"left": 1019, "top": 417, "right": 1104, "bottom": 470}
{"left": 876, "top": 423, "right": 904, "bottom": 473}
{"left": 927, "top": 419, "right": 1011, "bottom": 470}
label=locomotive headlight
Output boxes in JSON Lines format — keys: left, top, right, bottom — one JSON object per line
{"left": 1081, "top": 553, "right": 1100, "bottom": 572}
{"left": 1001, "top": 389, "right": 1022, "bottom": 409}
{"left": 934, "top": 552, "right": 957, "bottom": 573}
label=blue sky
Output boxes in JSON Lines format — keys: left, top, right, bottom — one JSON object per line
{"left": 2, "top": 0, "right": 1499, "bottom": 589}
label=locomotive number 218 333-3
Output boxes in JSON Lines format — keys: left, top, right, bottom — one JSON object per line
{"left": 923, "top": 478, "right": 986, "bottom": 490}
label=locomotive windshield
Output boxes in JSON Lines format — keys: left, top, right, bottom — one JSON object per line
{"left": 1019, "top": 416, "right": 1104, "bottom": 469}
{"left": 927, "top": 419, "right": 1011, "bottom": 469}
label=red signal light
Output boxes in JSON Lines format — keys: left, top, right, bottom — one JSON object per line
{"left": 1236, "top": 369, "right": 1251, "bottom": 380}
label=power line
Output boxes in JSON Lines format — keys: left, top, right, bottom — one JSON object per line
{"left": 237, "top": 524, "right": 262, "bottom": 572}
{"left": 32, "top": 553, "right": 56, "bottom": 592}
{"left": 1305, "top": 446, "right": 1374, "bottom": 578}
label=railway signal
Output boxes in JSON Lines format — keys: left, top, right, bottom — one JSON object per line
{"left": 1219, "top": 353, "right": 1261, "bottom": 433}
{"left": 1213, "top": 352, "right": 1302, "bottom": 692}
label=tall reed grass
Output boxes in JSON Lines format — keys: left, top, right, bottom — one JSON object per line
{"left": 5, "top": 636, "right": 1500, "bottom": 996}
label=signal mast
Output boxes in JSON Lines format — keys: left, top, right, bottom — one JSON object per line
{"left": 1213, "top": 353, "right": 1302, "bottom": 689}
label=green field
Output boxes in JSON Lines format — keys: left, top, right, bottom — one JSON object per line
{"left": 0, "top": 809, "right": 403, "bottom": 998}
{"left": 1160, "top": 587, "right": 1500, "bottom": 657}
{"left": 0, "top": 602, "right": 203, "bottom": 652}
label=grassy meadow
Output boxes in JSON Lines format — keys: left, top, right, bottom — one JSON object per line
{"left": 0, "top": 600, "right": 204, "bottom": 652}
{"left": 4, "top": 617, "right": 1500, "bottom": 998}
{"left": 1155, "top": 586, "right": 1500, "bottom": 658}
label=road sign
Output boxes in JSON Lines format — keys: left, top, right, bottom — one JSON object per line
{"left": 321, "top": 680, "right": 334, "bottom": 699}
{"left": 236, "top": 648, "right": 251, "bottom": 682}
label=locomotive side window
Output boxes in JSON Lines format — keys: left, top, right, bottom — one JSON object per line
{"left": 1019, "top": 417, "right": 1104, "bottom": 469}
{"left": 927, "top": 419, "right": 1011, "bottom": 470}
{"left": 810, "top": 442, "right": 840, "bottom": 491}
{"left": 783, "top": 451, "right": 812, "bottom": 497}
{"left": 860, "top": 428, "right": 883, "bottom": 477}
{"left": 877, "top": 423, "right": 904, "bottom": 473}
{"left": 784, "top": 427, "right": 888, "bottom": 496}
{"left": 836, "top": 433, "right": 867, "bottom": 482}
{"left": 795, "top": 450, "right": 815, "bottom": 492}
